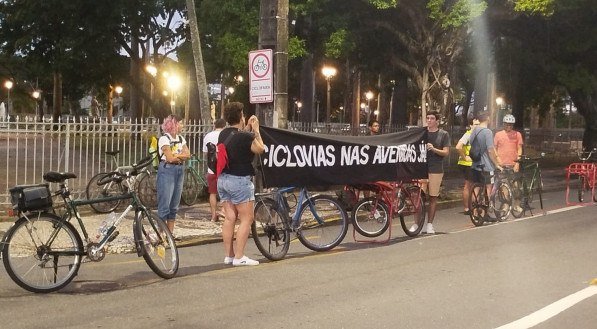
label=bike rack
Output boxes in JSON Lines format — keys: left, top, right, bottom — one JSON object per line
{"left": 565, "top": 163, "right": 597, "bottom": 205}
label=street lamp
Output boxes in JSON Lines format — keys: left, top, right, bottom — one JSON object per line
{"left": 495, "top": 96, "right": 504, "bottom": 127}
{"left": 32, "top": 90, "right": 41, "bottom": 119}
{"left": 167, "top": 75, "right": 182, "bottom": 113}
{"left": 4, "top": 80, "right": 13, "bottom": 117}
{"left": 322, "top": 66, "right": 337, "bottom": 123}
{"left": 365, "top": 91, "right": 374, "bottom": 111}
{"left": 114, "top": 86, "right": 123, "bottom": 116}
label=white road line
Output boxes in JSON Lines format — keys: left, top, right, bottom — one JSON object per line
{"left": 496, "top": 284, "right": 597, "bottom": 329}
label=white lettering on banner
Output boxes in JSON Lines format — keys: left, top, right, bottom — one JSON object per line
{"left": 263, "top": 143, "right": 425, "bottom": 169}
{"left": 340, "top": 145, "right": 370, "bottom": 165}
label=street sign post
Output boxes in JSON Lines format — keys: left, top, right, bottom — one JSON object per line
{"left": 249, "top": 49, "right": 273, "bottom": 104}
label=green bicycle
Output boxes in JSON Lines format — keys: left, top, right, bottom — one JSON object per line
{"left": 181, "top": 154, "right": 209, "bottom": 206}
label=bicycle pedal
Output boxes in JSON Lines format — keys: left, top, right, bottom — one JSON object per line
{"left": 108, "top": 231, "right": 120, "bottom": 242}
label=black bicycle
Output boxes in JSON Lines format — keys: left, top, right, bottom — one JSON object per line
{"left": 510, "top": 154, "right": 545, "bottom": 217}
{"left": 2, "top": 155, "right": 178, "bottom": 293}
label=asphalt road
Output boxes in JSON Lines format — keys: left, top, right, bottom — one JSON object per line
{"left": 0, "top": 189, "right": 596, "bottom": 329}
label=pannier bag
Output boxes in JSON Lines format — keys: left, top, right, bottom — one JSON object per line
{"left": 9, "top": 184, "right": 53, "bottom": 212}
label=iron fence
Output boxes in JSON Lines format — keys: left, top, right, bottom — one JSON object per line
{"left": 0, "top": 116, "right": 212, "bottom": 205}
{"left": 0, "top": 116, "right": 585, "bottom": 207}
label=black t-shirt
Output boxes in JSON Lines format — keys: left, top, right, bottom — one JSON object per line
{"left": 218, "top": 127, "right": 256, "bottom": 176}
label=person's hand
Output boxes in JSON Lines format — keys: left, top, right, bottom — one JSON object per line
{"left": 426, "top": 143, "right": 434, "bottom": 151}
{"left": 465, "top": 155, "right": 472, "bottom": 162}
{"left": 247, "top": 115, "right": 260, "bottom": 132}
{"left": 514, "top": 162, "right": 520, "bottom": 173}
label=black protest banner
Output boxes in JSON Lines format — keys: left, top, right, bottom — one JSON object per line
{"left": 258, "top": 126, "right": 428, "bottom": 187}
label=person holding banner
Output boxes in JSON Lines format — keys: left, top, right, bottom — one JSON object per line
{"left": 418, "top": 111, "right": 450, "bottom": 234}
{"left": 218, "top": 102, "right": 265, "bottom": 266}
{"left": 368, "top": 120, "right": 380, "bottom": 136}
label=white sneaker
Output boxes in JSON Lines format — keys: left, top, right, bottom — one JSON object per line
{"left": 409, "top": 224, "right": 418, "bottom": 232}
{"left": 224, "top": 256, "right": 234, "bottom": 265}
{"left": 426, "top": 223, "right": 435, "bottom": 234}
{"left": 232, "top": 256, "right": 259, "bottom": 266}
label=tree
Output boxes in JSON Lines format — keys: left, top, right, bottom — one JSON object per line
{"left": 0, "top": 0, "right": 123, "bottom": 122}
{"left": 185, "top": 0, "right": 211, "bottom": 122}
{"left": 496, "top": 0, "right": 597, "bottom": 148}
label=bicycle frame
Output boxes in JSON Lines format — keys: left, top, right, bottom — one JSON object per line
{"left": 269, "top": 187, "right": 325, "bottom": 229}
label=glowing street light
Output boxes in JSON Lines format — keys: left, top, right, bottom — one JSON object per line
{"left": 365, "top": 91, "right": 374, "bottom": 110}
{"left": 322, "top": 66, "right": 337, "bottom": 123}
{"left": 145, "top": 64, "right": 158, "bottom": 77}
{"left": 4, "top": 80, "right": 13, "bottom": 116}
{"left": 167, "top": 74, "right": 182, "bottom": 113}
{"left": 32, "top": 90, "right": 41, "bottom": 118}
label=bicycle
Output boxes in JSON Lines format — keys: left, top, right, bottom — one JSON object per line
{"left": 509, "top": 154, "right": 545, "bottom": 217}
{"left": 565, "top": 148, "right": 597, "bottom": 204}
{"left": 350, "top": 180, "right": 426, "bottom": 238}
{"left": 251, "top": 187, "right": 349, "bottom": 261}
{"left": 2, "top": 155, "right": 178, "bottom": 293}
{"left": 181, "top": 154, "right": 208, "bottom": 206}
{"left": 85, "top": 150, "right": 155, "bottom": 213}
{"left": 468, "top": 167, "right": 513, "bottom": 226}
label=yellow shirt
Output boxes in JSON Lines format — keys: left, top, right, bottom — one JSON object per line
{"left": 457, "top": 129, "right": 472, "bottom": 167}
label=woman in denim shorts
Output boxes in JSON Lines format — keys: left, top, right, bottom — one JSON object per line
{"left": 217, "top": 102, "right": 265, "bottom": 266}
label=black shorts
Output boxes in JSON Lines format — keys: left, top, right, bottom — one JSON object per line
{"left": 458, "top": 165, "right": 473, "bottom": 182}
{"left": 472, "top": 169, "right": 494, "bottom": 185}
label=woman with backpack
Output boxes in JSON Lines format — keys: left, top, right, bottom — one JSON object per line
{"left": 157, "top": 115, "right": 190, "bottom": 236}
{"left": 218, "top": 102, "right": 265, "bottom": 266}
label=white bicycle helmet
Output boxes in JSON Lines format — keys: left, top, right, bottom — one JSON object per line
{"left": 503, "top": 114, "right": 515, "bottom": 124}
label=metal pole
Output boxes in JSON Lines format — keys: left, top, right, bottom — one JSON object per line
{"left": 326, "top": 78, "right": 331, "bottom": 123}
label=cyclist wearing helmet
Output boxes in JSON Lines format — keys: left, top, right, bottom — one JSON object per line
{"left": 494, "top": 114, "right": 523, "bottom": 172}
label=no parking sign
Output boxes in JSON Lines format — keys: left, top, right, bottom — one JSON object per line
{"left": 249, "top": 49, "right": 273, "bottom": 104}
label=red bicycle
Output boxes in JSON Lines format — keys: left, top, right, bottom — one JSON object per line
{"left": 349, "top": 180, "right": 426, "bottom": 239}
{"left": 565, "top": 148, "right": 597, "bottom": 205}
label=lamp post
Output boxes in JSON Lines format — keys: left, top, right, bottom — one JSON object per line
{"left": 365, "top": 91, "right": 374, "bottom": 113}
{"left": 322, "top": 66, "right": 337, "bottom": 124}
{"left": 32, "top": 90, "right": 41, "bottom": 119}
{"left": 114, "top": 86, "right": 123, "bottom": 117}
{"left": 167, "top": 75, "right": 182, "bottom": 113}
{"left": 495, "top": 96, "right": 504, "bottom": 128}
{"left": 146, "top": 64, "right": 157, "bottom": 117}
{"left": 4, "top": 80, "right": 13, "bottom": 117}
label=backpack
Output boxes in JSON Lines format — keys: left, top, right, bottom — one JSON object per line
{"left": 215, "top": 131, "right": 236, "bottom": 179}
{"left": 206, "top": 142, "right": 217, "bottom": 173}
{"left": 469, "top": 128, "right": 488, "bottom": 162}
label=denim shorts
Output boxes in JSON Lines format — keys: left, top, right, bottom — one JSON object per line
{"left": 217, "top": 173, "right": 255, "bottom": 205}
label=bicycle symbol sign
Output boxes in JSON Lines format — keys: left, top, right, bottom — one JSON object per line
{"left": 249, "top": 49, "right": 273, "bottom": 103}
{"left": 251, "top": 54, "right": 270, "bottom": 78}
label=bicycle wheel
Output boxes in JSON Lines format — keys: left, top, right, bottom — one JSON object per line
{"left": 537, "top": 171, "right": 544, "bottom": 211}
{"left": 86, "top": 172, "right": 124, "bottom": 213}
{"left": 469, "top": 183, "right": 487, "bottom": 226}
{"left": 137, "top": 172, "right": 158, "bottom": 209}
{"left": 2, "top": 213, "right": 83, "bottom": 293}
{"left": 351, "top": 197, "right": 390, "bottom": 238}
{"left": 510, "top": 178, "right": 524, "bottom": 218}
{"left": 135, "top": 210, "right": 179, "bottom": 279}
{"left": 181, "top": 169, "right": 200, "bottom": 206}
{"left": 577, "top": 175, "right": 586, "bottom": 203}
{"left": 400, "top": 185, "right": 427, "bottom": 237}
{"left": 251, "top": 198, "right": 290, "bottom": 261}
{"left": 297, "top": 195, "right": 348, "bottom": 252}
{"left": 492, "top": 182, "right": 512, "bottom": 221}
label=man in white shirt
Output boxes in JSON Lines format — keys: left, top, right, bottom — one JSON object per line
{"left": 203, "top": 119, "right": 226, "bottom": 221}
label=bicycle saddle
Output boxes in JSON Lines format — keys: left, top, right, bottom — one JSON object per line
{"left": 43, "top": 171, "right": 77, "bottom": 183}
{"left": 105, "top": 150, "right": 120, "bottom": 156}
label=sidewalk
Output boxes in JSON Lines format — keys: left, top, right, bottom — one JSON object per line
{"left": 0, "top": 168, "right": 569, "bottom": 253}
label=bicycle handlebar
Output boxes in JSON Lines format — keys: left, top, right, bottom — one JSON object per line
{"left": 577, "top": 148, "right": 597, "bottom": 162}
